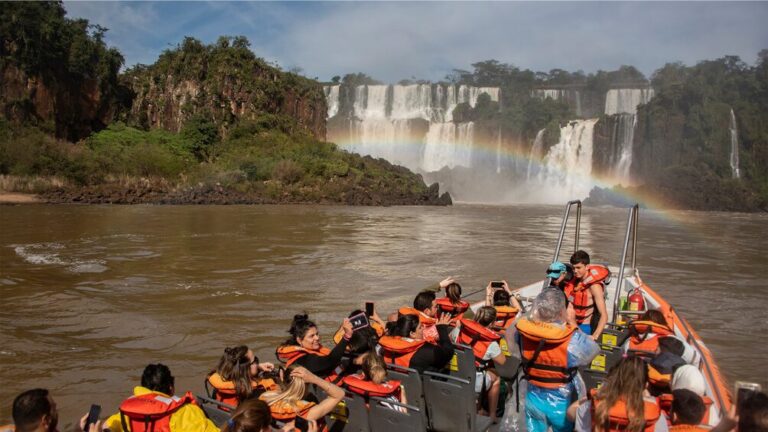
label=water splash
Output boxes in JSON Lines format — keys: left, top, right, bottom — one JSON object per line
{"left": 729, "top": 108, "right": 741, "bottom": 179}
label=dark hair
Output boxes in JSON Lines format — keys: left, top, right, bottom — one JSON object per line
{"left": 640, "top": 309, "right": 668, "bottom": 326}
{"left": 222, "top": 397, "right": 272, "bottom": 432}
{"left": 348, "top": 330, "right": 376, "bottom": 356}
{"left": 391, "top": 314, "right": 420, "bottom": 338}
{"left": 563, "top": 263, "right": 575, "bottom": 281}
{"left": 671, "top": 389, "right": 706, "bottom": 425}
{"left": 12, "top": 389, "right": 54, "bottom": 432}
{"left": 740, "top": 391, "right": 768, "bottom": 432}
{"left": 141, "top": 363, "right": 174, "bottom": 395}
{"left": 474, "top": 306, "right": 497, "bottom": 327}
{"left": 493, "top": 290, "right": 511, "bottom": 307}
{"left": 445, "top": 282, "right": 463, "bottom": 304}
{"left": 286, "top": 313, "right": 317, "bottom": 346}
{"left": 215, "top": 345, "right": 256, "bottom": 402}
{"left": 570, "top": 250, "right": 590, "bottom": 266}
{"left": 658, "top": 337, "right": 685, "bottom": 357}
{"left": 413, "top": 290, "right": 436, "bottom": 312}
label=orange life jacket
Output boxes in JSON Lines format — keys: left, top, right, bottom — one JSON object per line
{"left": 590, "top": 388, "right": 661, "bottom": 432}
{"left": 628, "top": 320, "right": 674, "bottom": 357}
{"left": 647, "top": 364, "right": 673, "bottom": 389}
{"left": 332, "top": 321, "right": 385, "bottom": 344}
{"left": 262, "top": 398, "right": 316, "bottom": 422}
{"left": 275, "top": 345, "right": 332, "bottom": 368}
{"left": 342, "top": 373, "right": 402, "bottom": 399}
{"left": 564, "top": 264, "right": 609, "bottom": 324}
{"left": 119, "top": 391, "right": 196, "bottom": 432}
{"left": 492, "top": 305, "right": 519, "bottom": 332}
{"left": 206, "top": 373, "right": 276, "bottom": 407}
{"left": 378, "top": 336, "right": 426, "bottom": 368}
{"left": 435, "top": 297, "right": 470, "bottom": 323}
{"left": 515, "top": 318, "right": 577, "bottom": 389}
{"left": 669, "top": 425, "right": 711, "bottom": 431}
{"left": 398, "top": 307, "right": 437, "bottom": 326}
{"left": 659, "top": 393, "right": 713, "bottom": 425}
{"left": 457, "top": 318, "right": 501, "bottom": 368}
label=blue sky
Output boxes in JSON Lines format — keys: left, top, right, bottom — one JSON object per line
{"left": 64, "top": 1, "right": 768, "bottom": 82}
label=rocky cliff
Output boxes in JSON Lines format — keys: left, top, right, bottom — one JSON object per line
{"left": 123, "top": 37, "right": 326, "bottom": 140}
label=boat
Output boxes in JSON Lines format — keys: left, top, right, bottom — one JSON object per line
{"left": 196, "top": 200, "right": 733, "bottom": 431}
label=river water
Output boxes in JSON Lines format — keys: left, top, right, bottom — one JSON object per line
{"left": 1, "top": 204, "right": 766, "bottom": 426}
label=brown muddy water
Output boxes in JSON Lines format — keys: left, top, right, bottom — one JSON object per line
{"left": 1, "top": 204, "right": 766, "bottom": 426}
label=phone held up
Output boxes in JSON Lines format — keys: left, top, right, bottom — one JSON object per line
{"left": 294, "top": 416, "right": 309, "bottom": 432}
{"left": 365, "top": 302, "right": 374, "bottom": 317}
{"left": 349, "top": 312, "right": 370, "bottom": 331}
{"left": 491, "top": 281, "right": 504, "bottom": 289}
{"left": 735, "top": 381, "right": 762, "bottom": 413}
{"left": 84, "top": 404, "right": 101, "bottom": 431}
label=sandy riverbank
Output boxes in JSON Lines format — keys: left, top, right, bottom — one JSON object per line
{"left": 0, "top": 192, "right": 42, "bottom": 204}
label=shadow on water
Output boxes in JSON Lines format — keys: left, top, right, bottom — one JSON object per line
{"left": 0, "top": 204, "right": 766, "bottom": 425}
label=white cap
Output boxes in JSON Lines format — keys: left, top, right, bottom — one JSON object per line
{"left": 671, "top": 364, "right": 707, "bottom": 396}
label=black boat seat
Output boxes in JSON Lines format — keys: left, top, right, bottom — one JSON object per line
{"left": 195, "top": 395, "right": 233, "bottom": 427}
{"left": 423, "top": 371, "right": 492, "bottom": 432}
{"left": 325, "top": 393, "right": 370, "bottom": 432}
{"left": 449, "top": 343, "right": 477, "bottom": 386}
{"left": 369, "top": 397, "right": 425, "bottom": 432}
{"left": 385, "top": 363, "right": 429, "bottom": 428}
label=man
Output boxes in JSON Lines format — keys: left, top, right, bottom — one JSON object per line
{"left": 104, "top": 363, "right": 218, "bottom": 432}
{"left": 546, "top": 261, "right": 574, "bottom": 291}
{"left": 397, "top": 290, "right": 440, "bottom": 343}
{"left": 512, "top": 289, "right": 600, "bottom": 432}
{"left": 564, "top": 250, "right": 608, "bottom": 340}
{"left": 2, "top": 389, "right": 58, "bottom": 432}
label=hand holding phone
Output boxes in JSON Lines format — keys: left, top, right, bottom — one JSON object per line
{"left": 349, "top": 312, "right": 369, "bottom": 331}
{"left": 491, "top": 281, "right": 504, "bottom": 289}
{"left": 365, "top": 302, "right": 374, "bottom": 316}
{"left": 83, "top": 404, "right": 101, "bottom": 432}
{"left": 736, "top": 381, "right": 762, "bottom": 413}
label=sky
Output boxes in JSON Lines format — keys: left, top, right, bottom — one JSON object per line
{"left": 64, "top": 1, "right": 768, "bottom": 83}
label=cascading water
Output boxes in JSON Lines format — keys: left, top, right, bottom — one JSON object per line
{"left": 729, "top": 108, "right": 741, "bottom": 179}
{"left": 326, "top": 83, "right": 499, "bottom": 173}
{"left": 324, "top": 85, "right": 340, "bottom": 118}
{"left": 526, "top": 128, "right": 546, "bottom": 180}
{"left": 603, "top": 88, "right": 654, "bottom": 184}
{"left": 533, "top": 120, "right": 598, "bottom": 202}
{"left": 532, "top": 89, "right": 582, "bottom": 117}
{"left": 604, "top": 88, "right": 654, "bottom": 115}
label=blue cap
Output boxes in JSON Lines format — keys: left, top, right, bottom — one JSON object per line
{"left": 546, "top": 261, "right": 567, "bottom": 279}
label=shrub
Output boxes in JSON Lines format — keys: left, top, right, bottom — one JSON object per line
{"left": 271, "top": 159, "right": 303, "bottom": 184}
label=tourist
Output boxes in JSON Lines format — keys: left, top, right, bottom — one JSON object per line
{"left": 397, "top": 290, "right": 440, "bottom": 343}
{"left": 435, "top": 280, "right": 470, "bottom": 323}
{"left": 276, "top": 314, "right": 352, "bottom": 378}
{"left": 546, "top": 261, "right": 574, "bottom": 291}
{"left": 515, "top": 288, "right": 600, "bottom": 432}
{"left": 486, "top": 281, "right": 522, "bottom": 332}
{"left": 342, "top": 352, "right": 405, "bottom": 408}
{"left": 669, "top": 389, "right": 708, "bottom": 431}
{"left": 207, "top": 345, "right": 278, "bottom": 407}
{"left": 2, "top": 389, "right": 58, "bottom": 432}
{"left": 378, "top": 312, "right": 454, "bottom": 373}
{"left": 565, "top": 250, "right": 609, "bottom": 339}
{"left": 104, "top": 363, "right": 218, "bottom": 432}
{"left": 259, "top": 366, "right": 344, "bottom": 424}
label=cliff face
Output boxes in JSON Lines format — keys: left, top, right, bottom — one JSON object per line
{"left": 124, "top": 39, "right": 326, "bottom": 140}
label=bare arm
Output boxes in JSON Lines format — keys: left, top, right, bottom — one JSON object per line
{"left": 590, "top": 284, "right": 607, "bottom": 340}
{"left": 294, "top": 368, "right": 345, "bottom": 421}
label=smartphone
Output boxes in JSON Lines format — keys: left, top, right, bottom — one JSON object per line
{"left": 735, "top": 381, "right": 762, "bottom": 413}
{"left": 349, "top": 312, "right": 370, "bottom": 331}
{"left": 294, "top": 416, "right": 309, "bottom": 432}
{"left": 365, "top": 302, "right": 374, "bottom": 317}
{"left": 84, "top": 404, "right": 101, "bottom": 431}
{"left": 491, "top": 281, "right": 504, "bottom": 289}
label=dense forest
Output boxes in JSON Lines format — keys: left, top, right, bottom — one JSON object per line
{"left": 0, "top": 2, "right": 448, "bottom": 205}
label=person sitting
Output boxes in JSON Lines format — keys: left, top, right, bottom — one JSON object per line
{"left": 514, "top": 288, "right": 600, "bottom": 432}
{"left": 573, "top": 357, "right": 668, "bottom": 432}
{"left": 207, "top": 345, "right": 278, "bottom": 407}
{"left": 485, "top": 281, "right": 522, "bottom": 333}
{"left": 220, "top": 398, "right": 272, "bottom": 432}
{"left": 625, "top": 310, "right": 674, "bottom": 359}
{"left": 276, "top": 313, "right": 352, "bottom": 378}
{"left": 546, "top": 261, "right": 575, "bottom": 291}
{"left": 342, "top": 351, "right": 404, "bottom": 407}
{"left": 2, "top": 389, "right": 58, "bottom": 432}
{"left": 435, "top": 281, "right": 470, "bottom": 324}
{"left": 564, "top": 250, "right": 609, "bottom": 340}
{"left": 104, "top": 363, "right": 218, "bottom": 432}
{"left": 738, "top": 390, "right": 768, "bottom": 432}
{"left": 669, "top": 365, "right": 712, "bottom": 424}
{"left": 397, "top": 290, "right": 440, "bottom": 343}
{"left": 332, "top": 308, "right": 386, "bottom": 344}
{"left": 259, "top": 366, "right": 344, "bottom": 425}
{"left": 648, "top": 337, "right": 688, "bottom": 395}
{"left": 669, "top": 389, "right": 708, "bottom": 431}
{"left": 452, "top": 306, "right": 507, "bottom": 424}
{"left": 378, "top": 312, "right": 454, "bottom": 374}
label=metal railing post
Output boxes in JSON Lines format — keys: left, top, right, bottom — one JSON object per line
{"left": 553, "top": 200, "right": 582, "bottom": 263}
{"left": 613, "top": 205, "right": 639, "bottom": 323}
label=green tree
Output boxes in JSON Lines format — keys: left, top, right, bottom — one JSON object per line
{"left": 181, "top": 115, "right": 220, "bottom": 162}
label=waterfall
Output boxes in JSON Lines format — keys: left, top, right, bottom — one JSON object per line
{"left": 327, "top": 84, "right": 499, "bottom": 173}
{"left": 323, "top": 85, "right": 340, "bottom": 118}
{"left": 533, "top": 89, "right": 582, "bottom": 117}
{"left": 526, "top": 128, "right": 546, "bottom": 180}
{"left": 730, "top": 108, "right": 741, "bottom": 179}
{"left": 604, "top": 88, "right": 654, "bottom": 115}
{"left": 535, "top": 120, "right": 598, "bottom": 201}
{"left": 603, "top": 88, "right": 654, "bottom": 184}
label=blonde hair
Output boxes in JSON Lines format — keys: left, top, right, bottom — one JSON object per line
{"left": 594, "top": 357, "right": 648, "bottom": 432}
{"left": 260, "top": 366, "right": 307, "bottom": 413}
{"left": 474, "top": 306, "right": 497, "bottom": 327}
{"left": 362, "top": 353, "right": 388, "bottom": 385}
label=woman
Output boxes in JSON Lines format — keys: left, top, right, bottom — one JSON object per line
{"left": 342, "top": 352, "right": 404, "bottom": 406}
{"left": 378, "top": 312, "right": 454, "bottom": 374}
{"left": 220, "top": 398, "right": 319, "bottom": 432}
{"left": 435, "top": 281, "right": 470, "bottom": 324}
{"left": 625, "top": 310, "right": 674, "bottom": 358}
{"left": 260, "top": 366, "right": 345, "bottom": 425}
{"left": 451, "top": 306, "right": 507, "bottom": 423}
{"left": 573, "top": 357, "right": 667, "bottom": 432}
{"left": 207, "top": 346, "right": 277, "bottom": 407}
{"left": 276, "top": 314, "right": 352, "bottom": 378}
{"left": 486, "top": 281, "right": 522, "bottom": 332}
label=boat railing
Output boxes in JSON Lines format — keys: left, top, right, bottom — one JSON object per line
{"left": 612, "top": 204, "right": 640, "bottom": 323}
{"left": 552, "top": 200, "right": 582, "bottom": 264}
